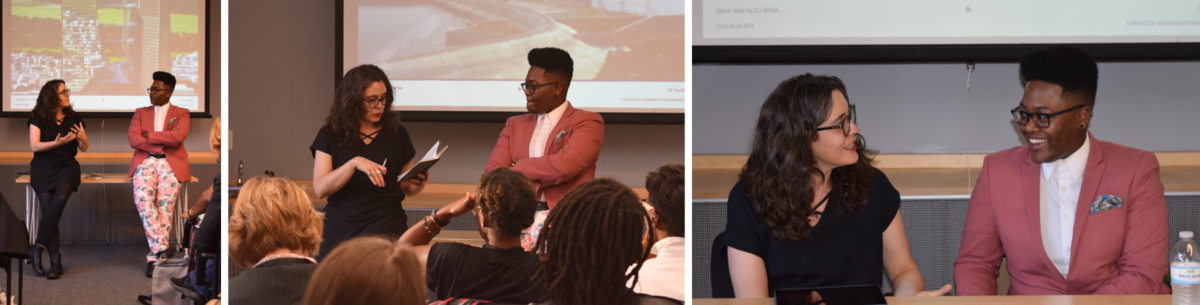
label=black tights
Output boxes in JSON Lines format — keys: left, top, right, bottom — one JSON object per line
{"left": 35, "top": 183, "right": 73, "bottom": 254}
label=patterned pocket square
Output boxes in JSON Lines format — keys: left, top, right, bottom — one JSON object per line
{"left": 1090, "top": 194, "right": 1124, "bottom": 214}
{"left": 553, "top": 129, "right": 567, "bottom": 142}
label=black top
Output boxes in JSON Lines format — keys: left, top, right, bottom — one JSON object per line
{"left": 427, "top": 242, "right": 545, "bottom": 303}
{"left": 27, "top": 115, "right": 85, "bottom": 193}
{"left": 309, "top": 125, "right": 416, "bottom": 259}
{"left": 723, "top": 167, "right": 901, "bottom": 296}
{"left": 194, "top": 174, "right": 221, "bottom": 254}
{"left": 228, "top": 258, "right": 317, "bottom": 305}
{"left": 535, "top": 294, "right": 683, "bottom": 305}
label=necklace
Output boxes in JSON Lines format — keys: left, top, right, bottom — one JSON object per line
{"left": 252, "top": 253, "right": 315, "bottom": 268}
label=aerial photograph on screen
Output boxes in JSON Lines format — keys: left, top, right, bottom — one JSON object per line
{"left": 359, "top": 0, "right": 683, "bottom": 82}
{"left": 9, "top": 0, "right": 202, "bottom": 109}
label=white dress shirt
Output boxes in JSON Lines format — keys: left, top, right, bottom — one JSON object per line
{"left": 628, "top": 236, "right": 684, "bottom": 301}
{"left": 1039, "top": 136, "right": 1090, "bottom": 279}
{"left": 153, "top": 102, "right": 172, "bottom": 132}
{"left": 529, "top": 101, "right": 569, "bottom": 159}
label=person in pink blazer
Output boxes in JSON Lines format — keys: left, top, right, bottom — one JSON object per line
{"left": 128, "top": 71, "right": 191, "bottom": 277}
{"left": 955, "top": 46, "right": 1168, "bottom": 295}
{"left": 485, "top": 47, "right": 604, "bottom": 250}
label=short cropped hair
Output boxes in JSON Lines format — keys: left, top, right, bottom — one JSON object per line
{"left": 230, "top": 176, "right": 324, "bottom": 268}
{"left": 301, "top": 237, "right": 425, "bottom": 305}
{"left": 477, "top": 168, "right": 538, "bottom": 238}
{"left": 528, "top": 47, "right": 574, "bottom": 83}
{"left": 1019, "top": 46, "right": 1099, "bottom": 107}
{"left": 152, "top": 71, "right": 176, "bottom": 90}
{"left": 646, "top": 164, "right": 684, "bottom": 237}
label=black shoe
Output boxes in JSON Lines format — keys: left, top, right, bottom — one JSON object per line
{"left": 47, "top": 253, "right": 62, "bottom": 279}
{"left": 145, "top": 261, "right": 155, "bottom": 278}
{"left": 29, "top": 244, "right": 45, "bottom": 277}
{"left": 169, "top": 276, "right": 204, "bottom": 301}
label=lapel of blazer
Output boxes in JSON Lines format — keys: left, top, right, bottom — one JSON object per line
{"left": 1068, "top": 132, "right": 1106, "bottom": 279}
{"left": 542, "top": 103, "right": 577, "bottom": 156}
{"left": 1023, "top": 150, "right": 1064, "bottom": 278}
{"left": 142, "top": 106, "right": 155, "bottom": 132}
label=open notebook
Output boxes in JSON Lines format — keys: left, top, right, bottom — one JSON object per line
{"left": 398, "top": 141, "right": 447, "bottom": 183}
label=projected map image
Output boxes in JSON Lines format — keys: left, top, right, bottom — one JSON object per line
{"left": 8, "top": 0, "right": 203, "bottom": 111}
{"left": 359, "top": 0, "right": 684, "bottom": 82}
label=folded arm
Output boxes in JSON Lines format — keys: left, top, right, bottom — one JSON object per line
{"left": 511, "top": 115, "right": 603, "bottom": 185}
{"left": 1094, "top": 152, "right": 1169, "bottom": 295}
{"left": 484, "top": 120, "right": 515, "bottom": 173}
{"left": 128, "top": 110, "right": 164, "bottom": 153}
{"left": 148, "top": 113, "right": 190, "bottom": 147}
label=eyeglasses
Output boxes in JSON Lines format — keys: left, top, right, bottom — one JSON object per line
{"left": 519, "top": 82, "right": 558, "bottom": 94}
{"left": 1011, "top": 104, "right": 1083, "bottom": 129}
{"left": 815, "top": 104, "right": 856, "bottom": 137}
{"left": 146, "top": 88, "right": 171, "bottom": 94}
{"left": 57, "top": 89, "right": 71, "bottom": 95}
{"left": 363, "top": 96, "right": 386, "bottom": 107}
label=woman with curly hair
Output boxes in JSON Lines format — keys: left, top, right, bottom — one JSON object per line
{"left": 725, "top": 73, "right": 950, "bottom": 297}
{"left": 398, "top": 167, "right": 545, "bottom": 303}
{"left": 310, "top": 64, "right": 428, "bottom": 260}
{"left": 27, "top": 79, "right": 88, "bottom": 279}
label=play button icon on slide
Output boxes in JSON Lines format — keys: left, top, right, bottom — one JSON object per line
{"left": 966, "top": 6, "right": 972, "bottom": 13}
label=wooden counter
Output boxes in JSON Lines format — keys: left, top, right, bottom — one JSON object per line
{"left": 237, "top": 180, "right": 649, "bottom": 209}
{"left": 0, "top": 152, "right": 219, "bottom": 164}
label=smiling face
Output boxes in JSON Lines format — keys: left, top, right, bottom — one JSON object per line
{"left": 361, "top": 80, "right": 387, "bottom": 124}
{"left": 524, "top": 66, "right": 565, "bottom": 114}
{"left": 149, "top": 80, "right": 172, "bottom": 106}
{"left": 55, "top": 83, "right": 70, "bottom": 108}
{"left": 811, "top": 90, "right": 860, "bottom": 174}
{"left": 1018, "top": 80, "right": 1091, "bottom": 163}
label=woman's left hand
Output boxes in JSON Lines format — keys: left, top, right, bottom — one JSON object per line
{"left": 407, "top": 171, "right": 428, "bottom": 186}
{"left": 71, "top": 122, "right": 87, "bottom": 140}
{"left": 912, "top": 284, "right": 952, "bottom": 296}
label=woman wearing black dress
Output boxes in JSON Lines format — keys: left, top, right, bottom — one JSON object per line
{"left": 311, "top": 64, "right": 428, "bottom": 260}
{"left": 725, "top": 74, "right": 950, "bottom": 297}
{"left": 27, "top": 79, "right": 89, "bottom": 279}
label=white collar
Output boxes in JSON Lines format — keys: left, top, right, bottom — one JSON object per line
{"left": 649, "top": 236, "right": 684, "bottom": 256}
{"left": 536, "top": 101, "right": 569, "bottom": 124}
{"left": 1041, "top": 136, "right": 1090, "bottom": 183}
{"left": 154, "top": 102, "right": 172, "bottom": 111}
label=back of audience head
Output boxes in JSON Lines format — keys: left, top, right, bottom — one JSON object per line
{"left": 645, "top": 164, "right": 685, "bottom": 238}
{"left": 476, "top": 168, "right": 538, "bottom": 239}
{"left": 230, "top": 176, "right": 323, "bottom": 268}
{"left": 534, "top": 178, "right": 652, "bottom": 305}
{"left": 301, "top": 237, "right": 425, "bottom": 305}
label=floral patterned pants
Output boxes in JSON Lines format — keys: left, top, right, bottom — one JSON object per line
{"left": 520, "top": 210, "right": 549, "bottom": 251}
{"left": 132, "top": 157, "right": 179, "bottom": 262}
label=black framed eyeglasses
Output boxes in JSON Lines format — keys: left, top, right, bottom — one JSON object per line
{"left": 815, "top": 104, "right": 856, "bottom": 137}
{"left": 57, "top": 89, "right": 71, "bottom": 95}
{"left": 363, "top": 96, "right": 386, "bottom": 107}
{"left": 520, "top": 82, "right": 558, "bottom": 94}
{"left": 146, "top": 88, "right": 171, "bottom": 94}
{"left": 1011, "top": 104, "right": 1083, "bottom": 128}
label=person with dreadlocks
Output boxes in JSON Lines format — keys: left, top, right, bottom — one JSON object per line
{"left": 532, "top": 178, "right": 682, "bottom": 305}
{"left": 397, "top": 167, "right": 545, "bottom": 303}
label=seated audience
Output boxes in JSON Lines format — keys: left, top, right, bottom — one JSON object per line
{"left": 229, "top": 176, "right": 324, "bottom": 304}
{"left": 172, "top": 117, "right": 222, "bottom": 301}
{"left": 398, "top": 168, "right": 545, "bottom": 303}
{"left": 533, "top": 178, "right": 682, "bottom": 305}
{"left": 301, "top": 237, "right": 425, "bottom": 305}
{"left": 629, "top": 164, "right": 685, "bottom": 301}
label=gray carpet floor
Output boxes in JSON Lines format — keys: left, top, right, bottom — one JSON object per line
{"left": 1, "top": 243, "right": 158, "bottom": 305}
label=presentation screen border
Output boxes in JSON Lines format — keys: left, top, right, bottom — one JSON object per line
{"left": 0, "top": 0, "right": 213, "bottom": 119}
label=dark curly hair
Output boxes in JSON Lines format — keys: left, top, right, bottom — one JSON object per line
{"left": 528, "top": 47, "right": 574, "bottom": 85}
{"left": 533, "top": 178, "right": 652, "bottom": 305}
{"left": 646, "top": 164, "right": 684, "bottom": 237}
{"left": 1019, "top": 46, "right": 1099, "bottom": 107}
{"left": 30, "top": 79, "right": 75, "bottom": 128}
{"left": 476, "top": 168, "right": 537, "bottom": 238}
{"left": 740, "top": 73, "right": 875, "bottom": 243}
{"left": 324, "top": 64, "right": 400, "bottom": 149}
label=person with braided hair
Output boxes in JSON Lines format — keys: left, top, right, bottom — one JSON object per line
{"left": 531, "top": 178, "right": 682, "bottom": 305}
{"left": 397, "top": 167, "right": 545, "bottom": 303}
